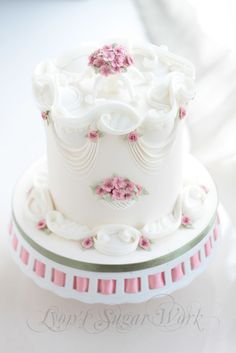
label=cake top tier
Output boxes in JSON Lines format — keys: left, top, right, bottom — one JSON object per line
{"left": 32, "top": 40, "right": 195, "bottom": 136}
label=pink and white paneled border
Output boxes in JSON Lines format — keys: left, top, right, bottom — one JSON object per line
{"left": 7, "top": 215, "right": 220, "bottom": 304}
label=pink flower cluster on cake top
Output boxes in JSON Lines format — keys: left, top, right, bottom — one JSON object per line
{"left": 88, "top": 43, "right": 134, "bottom": 76}
{"left": 92, "top": 176, "right": 148, "bottom": 202}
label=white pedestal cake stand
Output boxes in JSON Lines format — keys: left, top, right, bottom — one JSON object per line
{"left": 8, "top": 156, "right": 220, "bottom": 304}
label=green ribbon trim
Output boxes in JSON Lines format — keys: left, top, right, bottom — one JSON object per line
{"left": 12, "top": 210, "right": 217, "bottom": 273}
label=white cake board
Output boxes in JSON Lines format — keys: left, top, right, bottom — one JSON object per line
{"left": 9, "top": 155, "right": 220, "bottom": 304}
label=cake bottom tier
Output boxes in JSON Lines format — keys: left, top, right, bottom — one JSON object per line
{"left": 9, "top": 154, "right": 220, "bottom": 304}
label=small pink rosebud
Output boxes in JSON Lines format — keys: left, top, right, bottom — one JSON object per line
{"left": 81, "top": 236, "right": 94, "bottom": 249}
{"left": 124, "top": 180, "right": 135, "bottom": 192}
{"left": 37, "top": 219, "right": 47, "bottom": 230}
{"left": 200, "top": 185, "right": 209, "bottom": 194}
{"left": 123, "top": 191, "right": 133, "bottom": 201}
{"left": 139, "top": 236, "right": 151, "bottom": 250}
{"left": 102, "top": 178, "right": 114, "bottom": 192}
{"left": 179, "top": 106, "right": 186, "bottom": 119}
{"left": 181, "top": 215, "right": 192, "bottom": 227}
{"left": 128, "top": 131, "right": 139, "bottom": 142}
{"left": 113, "top": 176, "right": 126, "bottom": 190}
{"left": 95, "top": 186, "right": 106, "bottom": 197}
{"left": 100, "top": 64, "right": 112, "bottom": 76}
{"left": 41, "top": 112, "right": 47, "bottom": 120}
{"left": 111, "top": 189, "right": 125, "bottom": 200}
{"left": 136, "top": 184, "right": 143, "bottom": 195}
{"left": 87, "top": 130, "right": 99, "bottom": 142}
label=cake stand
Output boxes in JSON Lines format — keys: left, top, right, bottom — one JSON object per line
{"left": 8, "top": 155, "right": 220, "bottom": 304}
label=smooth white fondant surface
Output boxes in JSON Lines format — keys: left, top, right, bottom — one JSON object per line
{"left": 33, "top": 41, "right": 195, "bottom": 229}
{"left": 13, "top": 155, "right": 217, "bottom": 265}
{"left": 46, "top": 122, "right": 183, "bottom": 227}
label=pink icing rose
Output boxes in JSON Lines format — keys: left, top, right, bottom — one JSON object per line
{"left": 200, "top": 185, "right": 209, "bottom": 193}
{"left": 81, "top": 236, "right": 94, "bottom": 249}
{"left": 124, "top": 55, "right": 134, "bottom": 67}
{"left": 103, "top": 178, "right": 114, "bottom": 192}
{"left": 41, "top": 112, "right": 47, "bottom": 120}
{"left": 114, "top": 45, "right": 126, "bottom": 56}
{"left": 93, "top": 57, "right": 104, "bottom": 68}
{"left": 128, "top": 131, "right": 139, "bottom": 142}
{"left": 95, "top": 186, "right": 106, "bottom": 197}
{"left": 113, "top": 176, "right": 126, "bottom": 190}
{"left": 181, "top": 215, "right": 192, "bottom": 227}
{"left": 88, "top": 54, "right": 96, "bottom": 65}
{"left": 102, "top": 46, "right": 115, "bottom": 62}
{"left": 124, "top": 180, "right": 135, "bottom": 192}
{"left": 139, "top": 236, "right": 151, "bottom": 250}
{"left": 123, "top": 191, "right": 133, "bottom": 201}
{"left": 179, "top": 106, "right": 186, "bottom": 119}
{"left": 37, "top": 219, "right": 47, "bottom": 230}
{"left": 100, "top": 64, "right": 112, "bottom": 76}
{"left": 136, "top": 184, "right": 143, "bottom": 195}
{"left": 112, "top": 189, "right": 125, "bottom": 200}
{"left": 87, "top": 130, "right": 99, "bottom": 142}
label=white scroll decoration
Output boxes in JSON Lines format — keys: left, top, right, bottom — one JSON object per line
{"left": 46, "top": 210, "right": 90, "bottom": 240}
{"left": 33, "top": 160, "right": 48, "bottom": 189}
{"left": 25, "top": 187, "right": 54, "bottom": 223}
{"left": 156, "top": 45, "right": 195, "bottom": 78}
{"left": 96, "top": 101, "right": 142, "bottom": 135}
{"left": 142, "top": 196, "right": 182, "bottom": 240}
{"left": 131, "top": 44, "right": 158, "bottom": 71}
{"left": 32, "top": 60, "right": 58, "bottom": 112}
{"left": 93, "top": 224, "right": 141, "bottom": 256}
{"left": 93, "top": 74, "right": 135, "bottom": 101}
{"left": 181, "top": 184, "right": 207, "bottom": 221}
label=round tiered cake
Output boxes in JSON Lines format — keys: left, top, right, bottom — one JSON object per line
{"left": 9, "top": 40, "right": 220, "bottom": 303}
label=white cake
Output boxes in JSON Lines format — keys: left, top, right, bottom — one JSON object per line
{"left": 9, "top": 40, "right": 220, "bottom": 303}
{"left": 26, "top": 40, "right": 211, "bottom": 257}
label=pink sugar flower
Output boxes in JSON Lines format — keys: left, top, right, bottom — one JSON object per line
{"left": 87, "top": 130, "right": 99, "bottom": 142}
{"left": 136, "top": 184, "right": 143, "bottom": 195}
{"left": 124, "top": 180, "right": 135, "bottom": 192}
{"left": 128, "top": 131, "right": 139, "bottom": 142}
{"left": 179, "top": 106, "right": 186, "bottom": 119}
{"left": 113, "top": 176, "right": 126, "bottom": 190}
{"left": 37, "top": 219, "right": 47, "bottom": 230}
{"left": 102, "top": 48, "right": 115, "bottom": 62}
{"left": 112, "top": 189, "right": 125, "bottom": 200}
{"left": 103, "top": 178, "right": 114, "bottom": 192}
{"left": 200, "top": 185, "right": 209, "bottom": 194}
{"left": 88, "top": 43, "right": 134, "bottom": 76}
{"left": 181, "top": 215, "right": 192, "bottom": 227}
{"left": 41, "top": 112, "right": 47, "bottom": 120}
{"left": 123, "top": 191, "right": 133, "bottom": 201}
{"left": 114, "top": 45, "right": 126, "bottom": 56}
{"left": 100, "top": 64, "right": 112, "bottom": 76}
{"left": 81, "top": 236, "right": 94, "bottom": 249}
{"left": 124, "top": 55, "right": 134, "bottom": 66}
{"left": 102, "top": 44, "right": 113, "bottom": 52}
{"left": 93, "top": 57, "right": 104, "bottom": 68}
{"left": 95, "top": 186, "right": 106, "bottom": 197}
{"left": 139, "top": 236, "right": 151, "bottom": 250}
